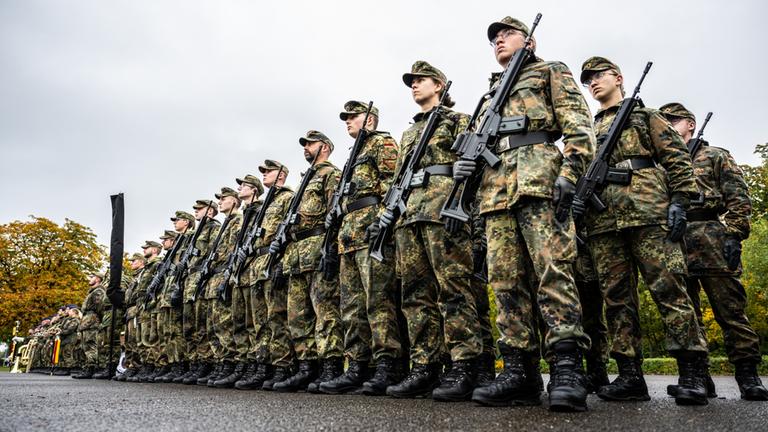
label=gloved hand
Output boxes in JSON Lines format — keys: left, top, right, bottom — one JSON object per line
{"left": 445, "top": 217, "right": 463, "bottom": 235}
{"left": 324, "top": 212, "right": 336, "bottom": 230}
{"left": 723, "top": 235, "right": 742, "bottom": 271}
{"left": 169, "top": 288, "right": 182, "bottom": 308}
{"left": 667, "top": 202, "right": 687, "bottom": 242}
{"left": 272, "top": 264, "right": 288, "bottom": 290}
{"left": 365, "top": 221, "right": 381, "bottom": 243}
{"left": 553, "top": 176, "right": 576, "bottom": 223}
{"left": 379, "top": 209, "right": 395, "bottom": 227}
{"left": 268, "top": 239, "right": 282, "bottom": 256}
{"left": 321, "top": 248, "right": 340, "bottom": 281}
{"left": 472, "top": 247, "right": 487, "bottom": 282}
{"left": 453, "top": 160, "right": 477, "bottom": 181}
{"left": 571, "top": 196, "right": 587, "bottom": 221}
{"left": 236, "top": 248, "right": 247, "bottom": 263}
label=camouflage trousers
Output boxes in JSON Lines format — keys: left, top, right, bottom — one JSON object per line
{"left": 80, "top": 328, "right": 99, "bottom": 367}
{"left": 264, "top": 278, "right": 294, "bottom": 368}
{"left": 686, "top": 276, "right": 761, "bottom": 363}
{"left": 207, "top": 296, "right": 236, "bottom": 362}
{"left": 588, "top": 224, "right": 707, "bottom": 359}
{"left": 124, "top": 316, "right": 140, "bottom": 368}
{"left": 159, "top": 307, "right": 184, "bottom": 365}
{"left": 148, "top": 311, "right": 163, "bottom": 365}
{"left": 394, "top": 222, "right": 482, "bottom": 363}
{"left": 59, "top": 339, "right": 77, "bottom": 368}
{"left": 183, "top": 272, "right": 211, "bottom": 363}
{"left": 232, "top": 284, "right": 252, "bottom": 362}
{"left": 340, "top": 247, "right": 402, "bottom": 362}
{"left": 574, "top": 244, "right": 608, "bottom": 364}
{"left": 99, "top": 325, "right": 121, "bottom": 368}
{"left": 485, "top": 198, "right": 589, "bottom": 353}
{"left": 288, "top": 270, "right": 344, "bottom": 361}
{"left": 138, "top": 309, "right": 159, "bottom": 365}
{"left": 247, "top": 283, "right": 270, "bottom": 363}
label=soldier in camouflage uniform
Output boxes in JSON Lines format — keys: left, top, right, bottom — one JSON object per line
{"left": 181, "top": 200, "right": 221, "bottom": 385}
{"left": 235, "top": 161, "right": 296, "bottom": 390}
{"left": 318, "top": 103, "right": 404, "bottom": 395}
{"left": 268, "top": 131, "right": 345, "bottom": 393}
{"left": 128, "top": 240, "right": 163, "bottom": 382}
{"left": 660, "top": 102, "right": 768, "bottom": 401}
{"left": 57, "top": 305, "right": 82, "bottom": 375}
{"left": 114, "top": 252, "right": 147, "bottom": 381}
{"left": 379, "top": 61, "right": 488, "bottom": 401}
{"left": 93, "top": 269, "right": 129, "bottom": 379}
{"left": 72, "top": 272, "right": 108, "bottom": 379}
{"left": 216, "top": 175, "right": 264, "bottom": 388}
{"left": 450, "top": 17, "right": 595, "bottom": 411}
{"left": 573, "top": 57, "right": 708, "bottom": 406}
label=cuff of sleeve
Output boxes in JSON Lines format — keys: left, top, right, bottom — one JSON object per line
{"left": 670, "top": 192, "right": 690, "bottom": 207}
{"left": 558, "top": 166, "right": 579, "bottom": 186}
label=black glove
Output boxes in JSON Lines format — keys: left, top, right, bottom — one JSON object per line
{"left": 667, "top": 202, "right": 687, "bottom": 242}
{"left": 571, "top": 196, "right": 587, "bottom": 221}
{"left": 553, "top": 176, "right": 576, "bottom": 223}
{"left": 324, "top": 212, "right": 336, "bottom": 230}
{"left": 445, "top": 217, "right": 463, "bottom": 235}
{"left": 272, "top": 264, "right": 288, "bottom": 290}
{"left": 321, "top": 248, "right": 340, "bottom": 281}
{"left": 453, "top": 160, "right": 477, "bottom": 181}
{"left": 365, "top": 221, "right": 381, "bottom": 243}
{"left": 268, "top": 239, "right": 282, "bottom": 256}
{"left": 472, "top": 247, "right": 487, "bottom": 282}
{"left": 169, "top": 285, "right": 182, "bottom": 308}
{"left": 379, "top": 209, "right": 395, "bottom": 228}
{"left": 723, "top": 235, "right": 742, "bottom": 271}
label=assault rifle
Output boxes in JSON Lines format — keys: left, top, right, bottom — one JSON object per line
{"left": 145, "top": 231, "right": 186, "bottom": 306}
{"left": 687, "top": 112, "right": 713, "bottom": 157}
{"left": 217, "top": 200, "right": 261, "bottom": 302}
{"left": 440, "top": 13, "right": 541, "bottom": 223}
{"left": 168, "top": 201, "right": 214, "bottom": 307}
{"left": 191, "top": 214, "right": 232, "bottom": 302}
{"left": 370, "top": 83, "right": 452, "bottom": 262}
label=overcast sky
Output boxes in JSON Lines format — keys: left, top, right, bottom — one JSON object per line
{"left": 1, "top": 0, "right": 766, "bottom": 255}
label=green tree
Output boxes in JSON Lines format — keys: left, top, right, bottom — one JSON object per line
{"left": 741, "top": 143, "right": 768, "bottom": 221}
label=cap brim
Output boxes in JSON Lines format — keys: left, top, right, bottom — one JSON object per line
{"left": 339, "top": 112, "right": 356, "bottom": 121}
{"left": 170, "top": 217, "right": 178, "bottom": 221}
{"left": 487, "top": 22, "right": 512, "bottom": 41}
{"left": 579, "top": 68, "right": 610, "bottom": 85}
{"left": 235, "top": 178, "right": 245, "bottom": 185}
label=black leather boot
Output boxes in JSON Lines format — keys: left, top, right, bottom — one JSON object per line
{"left": 585, "top": 355, "right": 609, "bottom": 394}
{"left": 308, "top": 357, "right": 343, "bottom": 394}
{"left": 597, "top": 354, "right": 649, "bottom": 401}
{"left": 475, "top": 353, "right": 497, "bottom": 388}
{"left": 162, "top": 363, "right": 186, "bottom": 383}
{"left": 472, "top": 348, "right": 541, "bottom": 407}
{"left": 262, "top": 366, "right": 291, "bottom": 391}
{"left": 214, "top": 361, "right": 246, "bottom": 388}
{"left": 674, "top": 351, "right": 708, "bottom": 406}
{"left": 72, "top": 366, "right": 95, "bottom": 379}
{"left": 174, "top": 363, "right": 195, "bottom": 384}
{"left": 144, "top": 364, "right": 170, "bottom": 383}
{"left": 236, "top": 363, "right": 273, "bottom": 390}
{"left": 362, "top": 357, "right": 402, "bottom": 396}
{"left": 92, "top": 367, "right": 112, "bottom": 380}
{"left": 432, "top": 360, "right": 476, "bottom": 402}
{"left": 319, "top": 361, "right": 368, "bottom": 394}
{"left": 186, "top": 362, "right": 211, "bottom": 385}
{"left": 129, "top": 365, "right": 153, "bottom": 382}
{"left": 735, "top": 359, "right": 768, "bottom": 401}
{"left": 152, "top": 363, "right": 175, "bottom": 383}
{"left": 273, "top": 360, "right": 319, "bottom": 392}
{"left": 548, "top": 340, "right": 588, "bottom": 412}
{"left": 667, "top": 355, "right": 717, "bottom": 398}
{"left": 199, "top": 363, "right": 221, "bottom": 386}
{"left": 233, "top": 362, "right": 259, "bottom": 389}
{"left": 208, "top": 361, "right": 233, "bottom": 387}
{"left": 386, "top": 363, "right": 441, "bottom": 398}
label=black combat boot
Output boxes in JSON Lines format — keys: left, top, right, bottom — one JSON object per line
{"left": 362, "top": 357, "right": 402, "bottom": 396}
{"left": 432, "top": 360, "right": 476, "bottom": 402}
{"left": 308, "top": 357, "right": 343, "bottom": 394}
{"left": 386, "top": 363, "right": 441, "bottom": 398}
{"left": 145, "top": 364, "right": 170, "bottom": 383}
{"left": 585, "top": 355, "right": 609, "bottom": 394}
{"left": 185, "top": 362, "right": 211, "bottom": 385}
{"left": 472, "top": 348, "right": 541, "bottom": 406}
{"left": 597, "top": 354, "right": 649, "bottom": 401}
{"left": 262, "top": 366, "right": 292, "bottom": 391}
{"left": 319, "top": 361, "right": 369, "bottom": 394}
{"left": 548, "top": 340, "right": 588, "bottom": 412}
{"left": 735, "top": 359, "right": 768, "bottom": 401}
{"left": 53, "top": 368, "right": 71, "bottom": 377}
{"left": 161, "top": 363, "right": 185, "bottom": 383}
{"left": 475, "top": 353, "right": 497, "bottom": 388}
{"left": 214, "top": 361, "right": 245, "bottom": 388}
{"left": 207, "top": 362, "right": 232, "bottom": 387}
{"left": 236, "top": 363, "right": 273, "bottom": 390}
{"left": 667, "top": 355, "right": 717, "bottom": 398}
{"left": 72, "top": 366, "right": 95, "bottom": 379}
{"left": 273, "top": 360, "right": 318, "bottom": 392}
{"left": 174, "top": 363, "right": 195, "bottom": 384}
{"left": 129, "top": 364, "right": 153, "bottom": 382}
{"left": 198, "top": 363, "right": 220, "bottom": 386}
{"left": 92, "top": 367, "right": 112, "bottom": 380}
{"left": 233, "top": 362, "right": 258, "bottom": 389}
{"left": 673, "top": 351, "right": 708, "bottom": 406}
{"left": 152, "top": 363, "right": 175, "bottom": 383}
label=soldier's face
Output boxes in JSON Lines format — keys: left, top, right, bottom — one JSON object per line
{"left": 411, "top": 77, "right": 441, "bottom": 105}
{"left": 162, "top": 238, "right": 174, "bottom": 250}
{"left": 89, "top": 276, "right": 101, "bottom": 286}
{"left": 220, "top": 196, "right": 238, "bottom": 212}
{"left": 493, "top": 28, "right": 526, "bottom": 66}
{"left": 130, "top": 259, "right": 144, "bottom": 270}
{"left": 345, "top": 113, "right": 366, "bottom": 138}
{"left": 303, "top": 141, "right": 322, "bottom": 162}
{"left": 262, "top": 169, "right": 278, "bottom": 188}
{"left": 668, "top": 117, "right": 695, "bottom": 139}
{"left": 238, "top": 183, "right": 255, "bottom": 200}
{"left": 588, "top": 70, "right": 622, "bottom": 103}
{"left": 173, "top": 219, "right": 189, "bottom": 232}
{"left": 194, "top": 207, "right": 206, "bottom": 220}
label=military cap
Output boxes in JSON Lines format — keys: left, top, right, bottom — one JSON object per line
{"left": 258, "top": 159, "right": 289, "bottom": 176}
{"left": 66, "top": 304, "right": 80, "bottom": 310}
{"left": 141, "top": 240, "right": 162, "bottom": 250}
{"left": 58, "top": 305, "right": 67, "bottom": 310}
{"left": 236, "top": 174, "right": 265, "bottom": 196}
{"left": 339, "top": 101, "right": 379, "bottom": 121}
{"left": 402, "top": 60, "right": 447, "bottom": 87}
{"left": 215, "top": 186, "right": 239, "bottom": 200}
{"left": 91, "top": 271, "right": 106, "bottom": 279}
{"left": 299, "top": 130, "right": 335, "bottom": 152}
{"left": 128, "top": 252, "right": 146, "bottom": 261}
{"left": 659, "top": 102, "right": 696, "bottom": 122}
{"left": 487, "top": 16, "right": 530, "bottom": 42}
{"left": 193, "top": 199, "right": 218, "bottom": 211}
{"left": 159, "top": 230, "right": 179, "bottom": 240}
{"left": 580, "top": 56, "right": 621, "bottom": 84}
{"left": 170, "top": 210, "right": 195, "bottom": 223}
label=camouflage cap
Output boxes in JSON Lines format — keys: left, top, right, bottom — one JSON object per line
{"left": 659, "top": 102, "right": 696, "bottom": 122}
{"left": 215, "top": 186, "right": 238, "bottom": 200}
{"left": 487, "top": 16, "right": 530, "bottom": 42}
{"left": 128, "top": 252, "right": 146, "bottom": 261}
{"left": 192, "top": 199, "right": 218, "bottom": 211}
{"left": 141, "top": 240, "right": 162, "bottom": 250}
{"left": 66, "top": 304, "right": 80, "bottom": 310}
{"left": 159, "top": 230, "right": 179, "bottom": 240}
{"left": 580, "top": 56, "right": 621, "bottom": 84}
{"left": 402, "top": 60, "right": 447, "bottom": 87}
{"left": 170, "top": 210, "right": 195, "bottom": 223}
{"left": 339, "top": 101, "right": 379, "bottom": 121}
{"left": 91, "top": 271, "right": 106, "bottom": 279}
{"left": 235, "top": 174, "right": 265, "bottom": 196}
{"left": 299, "top": 130, "right": 335, "bottom": 151}
{"left": 258, "top": 159, "right": 289, "bottom": 176}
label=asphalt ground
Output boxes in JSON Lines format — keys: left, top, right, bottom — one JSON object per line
{"left": 1, "top": 373, "right": 767, "bottom": 432}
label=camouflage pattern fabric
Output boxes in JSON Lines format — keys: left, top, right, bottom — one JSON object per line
{"left": 79, "top": 283, "right": 107, "bottom": 367}
{"left": 288, "top": 270, "right": 343, "bottom": 360}
{"left": 57, "top": 315, "right": 80, "bottom": 368}
{"left": 246, "top": 283, "right": 271, "bottom": 363}
{"left": 250, "top": 187, "right": 294, "bottom": 282}
{"left": 574, "top": 242, "right": 608, "bottom": 363}
{"left": 264, "top": 278, "right": 294, "bottom": 367}
{"left": 137, "top": 255, "right": 162, "bottom": 365}
{"left": 232, "top": 202, "right": 262, "bottom": 363}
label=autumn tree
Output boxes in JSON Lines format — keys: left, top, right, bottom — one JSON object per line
{"left": 741, "top": 143, "right": 768, "bottom": 221}
{"left": 0, "top": 216, "right": 106, "bottom": 340}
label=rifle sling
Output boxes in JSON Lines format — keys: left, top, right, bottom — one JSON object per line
{"left": 410, "top": 164, "right": 453, "bottom": 188}
{"left": 495, "top": 131, "right": 559, "bottom": 153}
{"left": 289, "top": 226, "right": 326, "bottom": 242}
{"left": 343, "top": 196, "right": 381, "bottom": 213}
{"left": 605, "top": 157, "right": 656, "bottom": 184}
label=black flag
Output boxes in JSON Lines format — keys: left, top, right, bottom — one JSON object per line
{"left": 107, "top": 193, "right": 125, "bottom": 377}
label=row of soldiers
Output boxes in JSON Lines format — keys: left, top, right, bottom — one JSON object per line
{"left": 21, "top": 306, "right": 82, "bottom": 374}
{"left": 69, "top": 15, "right": 766, "bottom": 412}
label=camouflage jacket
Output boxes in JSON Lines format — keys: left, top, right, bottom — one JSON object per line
{"left": 338, "top": 131, "right": 398, "bottom": 253}
{"left": 584, "top": 102, "right": 698, "bottom": 236}
{"left": 138, "top": 255, "right": 163, "bottom": 312}
{"left": 396, "top": 108, "right": 470, "bottom": 227}
{"left": 124, "top": 266, "right": 148, "bottom": 320}
{"left": 101, "top": 273, "right": 129, "bottom": 328}
{"left": 159, "top": 231, "right": 195, "bottom": 308}
{"left": 246, "top": 186, "right": 294, "bottom": 282}
{"left": 284, "top": 161, "right": 340, "bottom": 275}
{"left": 203, "top": 211, "right": 243, "bottom": 299}
{"left": 232, "top": 200, "right": 264, "bottom": 287}
{"left": 684, "top": 143, "right": 752, "bottom": 276}
{"left": 79, "top": 284, "right": 107, "bottom": 331}
{"left": 182, "top": 218, "right": 221, "bottom": 301}
{"left": 57, "top": 316, "right": 80, "bottom": 343}
{"left": 477, "top": 58, "right": 596, "bottom": 215}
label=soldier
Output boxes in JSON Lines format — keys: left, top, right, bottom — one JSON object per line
{"left": 379, "top": 61, "right": 488, "bottom": 401}
{"left": 660, "top": 102, "right": 768, "bottom": 401}
{"left": 217, "top": 175, "right": 264, "bottom": 388}
{"left": 57, "top": 305, "right": 82, "bottom": 375}
{"left": 128, "top": 240, "right": 163, "bottom": 382}
{"left": 181, "top": 200, "right": 221, "bottom": 385}
{"left": 114, "top": 253, "right": 148, "bottom": 381}
{"left": 72, "top": 272, "right": 108, "bottom": 379}
{"left": 93, "top": 269, "right": 129, "bottom": 379}
{"left": 268, "top": 131, "right": 344, "bottom": 392}
{"left": 318, "top": 103, "right": 404, "bottom": 395}
{"left": 235, "top": 161, "right": 295, "bottom": 390}
{"left": 450, "top": 17, "right": 595, "bottom": 411}
{"left": 573, "top": 57, "right": 708, "bottom": 405}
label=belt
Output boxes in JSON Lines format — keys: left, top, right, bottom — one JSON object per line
{"left": 496, "top": 131, "right": 559, "bottom": 153}
{"left": 605, "top": 157, "right": 656, "bottom": 185}
{"left": 344, "top": 196, "right": 381, "bottom": 213}
{"left": 254, "top": 246, "right": 271, "bottom": 257}
{"left": 687, "top": 209, "right": 721, "bottom": 222}
{"left": 410, "top": 164, "right": 453, "bottom": 188}
{"left": 189, "top": 265, "right": 202, "bottom": 273}
{"left": 212, "top": 264, "right": 228, "bottom": 274}
{"left": 289, "top": 226, "right": 325, "bottom": 242}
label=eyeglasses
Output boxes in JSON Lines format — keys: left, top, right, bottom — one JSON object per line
{"left": 489, "top": 28, "right": 519, "bottom": 47}
{"left": 581, "top": 70, "right": 616, "bottom": 88}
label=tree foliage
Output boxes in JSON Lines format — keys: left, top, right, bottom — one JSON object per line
{"left": 0, "top": 216, "right": 106, "bottom": 340}
{"left": 741, "top": 143, "right": 768, "bottom": 221}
